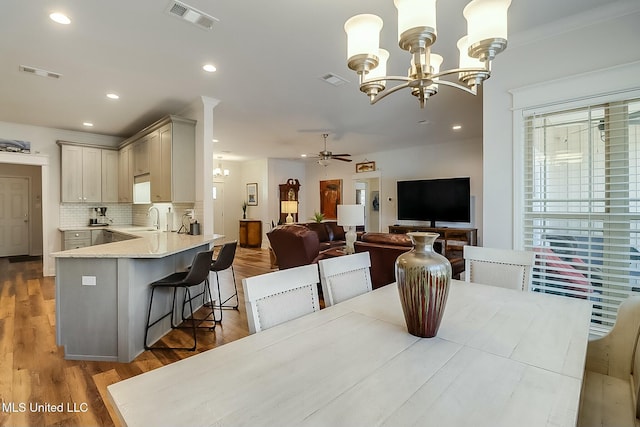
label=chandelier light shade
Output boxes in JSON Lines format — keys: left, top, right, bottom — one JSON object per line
{"left": 394, "top": 0, "right": 437, "bottom": 51}
{"left": 344, "top": 14, "right": 383, "bottom": 73}
{"left": 213, "top": 161, "right": 230, "bottom": 178}
{"left": 344, "top": 0, "right": 511, "bottom": 108}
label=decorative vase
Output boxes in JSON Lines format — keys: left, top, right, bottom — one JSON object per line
{"left": 242, "top": 212, "right": 246, "bottom": 219}
{"left": 395, "top": 232, "right": 452, "bottom": 338}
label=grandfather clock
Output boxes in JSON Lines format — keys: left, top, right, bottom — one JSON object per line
{"left": 278, "top": 178, "right": 300, "bottom": 224}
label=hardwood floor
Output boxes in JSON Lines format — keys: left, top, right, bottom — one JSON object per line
{"left": 0, "top": 247, "right": 273, "bottom": 427}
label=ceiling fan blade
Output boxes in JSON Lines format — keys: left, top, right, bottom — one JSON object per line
{"left": 333, "top": 157, "right": 353, "bottom": 162}
{"left": 330, "top": 153, "right": 351, "bottom": 157}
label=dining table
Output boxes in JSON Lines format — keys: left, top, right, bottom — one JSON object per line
{"left": 107, "top": 279, "right": 592, "bottom": 427}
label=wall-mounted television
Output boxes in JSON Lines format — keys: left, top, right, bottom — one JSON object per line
{"left": 397, "top": 177, "right": 470, "bottom": 227}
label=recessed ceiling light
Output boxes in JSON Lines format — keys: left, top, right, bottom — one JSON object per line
{"left": 106, "top": 93, "right": 120, "bottom": 100}
{"left": 300, "top": 154, "right": 307, "bottom": 158}
{"left": 83, "top": 122, "right": 94, "bottom": 127}
{"left": 212, "top": 138, "right": 219, "bottom": 143}
{"left": 50, "top": 12, "right": 71, "bottom": 25}
{"left": 452, "top": 125, "right": 462, "bottom": 130}
{"left": 203, "top": 64, "right": 217, "bottom": 73}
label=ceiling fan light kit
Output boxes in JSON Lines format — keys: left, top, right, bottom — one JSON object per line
{"left": 344, "top": 0, "right": 511, "bottom": 108}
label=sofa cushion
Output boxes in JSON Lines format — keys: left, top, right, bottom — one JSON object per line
{"left": 306, "top": 222, "right": 331, "bottom": 243}
{"left": 325, "top": 221, "right": 345, "bottom": 241}
{"left": 362, "top": 232, "right": 413, "bottom": 247}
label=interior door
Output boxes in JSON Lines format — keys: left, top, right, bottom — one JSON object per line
{"left": 212, "top": 182, "right": 225, "bottom": 236}
{"left": 0, "top": 177, "right": 29, "bottom": 256}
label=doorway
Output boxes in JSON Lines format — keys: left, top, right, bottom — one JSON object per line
{"left": 353, "top": 172, "right": 381, "bottom": 232}
{"left": 0, "top": 177, "right": 30, "bottom": 256}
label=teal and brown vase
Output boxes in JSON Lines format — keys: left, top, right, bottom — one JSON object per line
{"left": 395, "top": 232, "right": 452, "bottom": 338}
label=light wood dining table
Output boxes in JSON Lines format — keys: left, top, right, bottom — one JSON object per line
{"left": 107, "top": 279, "right": 592, "bottom": 427}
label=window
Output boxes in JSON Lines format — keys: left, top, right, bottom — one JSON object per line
{"left": 523, "top": 98, "right": 640, "bottom": 335}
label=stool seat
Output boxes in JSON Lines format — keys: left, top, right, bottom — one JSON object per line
{"left": 144, "top": 250, "right": 216, "bottom": 351}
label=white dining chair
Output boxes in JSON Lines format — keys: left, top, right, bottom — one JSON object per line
{"left": 578, "top": 296, "right": 640, "bottom": 427}
{"left": 242, "top": 263, "right": 320, "bottom": 333}
{"left": 318, "top": 252, "right": 373, "bottom": 307}
{"left": 463, "top": 245, "right": 536, "bottom": 291}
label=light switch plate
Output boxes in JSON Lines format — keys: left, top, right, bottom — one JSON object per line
{"left": 82, "top": 276, "right": 97, "bottom": 286}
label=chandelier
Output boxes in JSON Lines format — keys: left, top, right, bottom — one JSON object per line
{"left": 213, "top": 158, "right": 229, "bottom": 178}
{"left": 344, "top": 0, "right": 511, "bottom": 108}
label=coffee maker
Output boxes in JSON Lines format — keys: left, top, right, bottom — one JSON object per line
{"left": 89, "top": 207, "right": 108, "bottom": 225}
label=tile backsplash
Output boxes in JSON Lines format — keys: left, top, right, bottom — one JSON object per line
{"left": 59, "top": 203, "right": 132, "bottom": 227}
{"left": 59, "top": 202, "right": 194, "bottom": 229}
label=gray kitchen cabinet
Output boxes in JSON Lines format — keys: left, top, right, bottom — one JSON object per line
{"left": 59, "top": 144, "right": 102, "bottom": 203}
{"left": 118, "top": 115, "right": 196, "bottom": 203}
{"left": 101, "top": 149, "right": 119, "bottom": 203}
{"left": 118, "top": 144, "right": 133, "bottom": 203}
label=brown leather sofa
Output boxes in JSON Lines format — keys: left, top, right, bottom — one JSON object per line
{"left": 355, "top": 232, "right": 465, "bottom": 290}
{"left": 267, "top": 224, "right": 323, "bottom": 270}
{"left": 303, "top": 221, "right": 346, "bottom": 250}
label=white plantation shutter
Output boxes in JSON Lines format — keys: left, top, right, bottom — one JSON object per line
{"left": 522, "top": 98, "right": 640, "bottom": 336}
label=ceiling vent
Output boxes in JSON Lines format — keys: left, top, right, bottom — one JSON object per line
{"left": 320, "top": 73, "right": 349, "bottom": 87}
{"left": 166, "top": 0, "right": 218, "bottom": 30}
{"left": 19, "top": 65, "right": 61, "bottom": 79}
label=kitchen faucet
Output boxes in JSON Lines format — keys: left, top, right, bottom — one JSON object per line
{"left": 148, "top": 206, "right": 160, "bottom": 230}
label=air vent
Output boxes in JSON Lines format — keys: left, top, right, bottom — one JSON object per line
{"left": 320, "top": 73, "right": 348, "bottom": 87}
{"left": 166, "top": 0, "right": 218, "bottom": 30}
{"left": 19, "top": 65, "right": 62, "bottom": 79}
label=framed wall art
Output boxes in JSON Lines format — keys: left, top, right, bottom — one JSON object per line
{"left": 356, "top": 161, "right": 375, "bottom": 173}
{"left": 246, "top": 183, "right": 258, "bottom": 206}
{"left": 319, "top": 179, "right": 342, "bottom": 220}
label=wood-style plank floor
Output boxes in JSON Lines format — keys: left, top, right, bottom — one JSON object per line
{"left": 0, "top": 247, "right": 272, "bottom": 427}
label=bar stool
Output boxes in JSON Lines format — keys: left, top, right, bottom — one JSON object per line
{"left": 144, "top": 250, "right": 215, "bottom": 351}
{"left": 210, "top": 241, "right": 239, "bottom": 321}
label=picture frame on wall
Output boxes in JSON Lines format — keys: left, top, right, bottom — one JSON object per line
{"left": 247, "top": 183, "right": 258, "bottom": 206}
{"left": 356, "top": 161, "right": 375, "bottom": 173}
{"left": 319, "top": 179, "right": 342, "bottom": 220}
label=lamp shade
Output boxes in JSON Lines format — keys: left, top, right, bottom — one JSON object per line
{"left": 337, "top": 204, "right": 365, "bottom": 226}
{"left": 463, "top": 0, "right": 511, "bottom": 46}
{"left": 365, "top": 48, "right": 389, "bottom": 83}
{"left": 344, "top": 14, "right": 383, "bottom": 61}
{"left": 281, "top": 200, "right": 298, "bottom": 214}
{"left": 457, "top": 36, "right": 484, "bottom": 68}
{"left": 394, "top": 0, "right": 437, "bottom": 40}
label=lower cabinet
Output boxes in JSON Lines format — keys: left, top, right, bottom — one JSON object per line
{"left": 239, "top": 220, "right": 262, "bottom": 248}
{"left": 63, "top": 230, "right": 91, "bottom": 250}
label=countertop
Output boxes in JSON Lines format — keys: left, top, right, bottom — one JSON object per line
{"left": 53, "top": 225, "right": 222, "bottom": 258}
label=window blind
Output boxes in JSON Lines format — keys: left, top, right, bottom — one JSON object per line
{"left": 523, "top": 98, "right": 640, "bottom": 336}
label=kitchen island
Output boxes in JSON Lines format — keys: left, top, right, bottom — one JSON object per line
{"left": 52, "top": 228, "right": 222, "bottom": 362}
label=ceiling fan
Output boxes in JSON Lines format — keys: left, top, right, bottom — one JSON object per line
{"left": 314, "top": 133, "right": 352, "bottom": 165}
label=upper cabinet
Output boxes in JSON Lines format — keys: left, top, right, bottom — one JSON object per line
{"left": 132, "top": 137, "right": 149, "bottom": 176}
{"left": 101, "top": 150, "right": 119, "bottom": 203}
{"left": 59, "top": 143, "right": 110, "bottom": 203}
{"left": 118, "top": 145, "right": 133, "bottom": 203}
{"left": 119, "top": 115, "right": 196, "bottom": 203}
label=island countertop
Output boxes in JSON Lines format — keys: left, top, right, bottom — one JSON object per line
{"left": 53, "top": 226, "right": 222, "bottom": 258}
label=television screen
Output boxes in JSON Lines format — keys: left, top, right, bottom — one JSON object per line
{"left": 397, "top": 177, "right": 470, "bottom": 225}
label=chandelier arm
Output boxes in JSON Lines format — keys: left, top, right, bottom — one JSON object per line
{"left": 432, "top": 79, "right": 477, "bottom": 95}
{"left": 369, "top": 82, "right": 412, "bottom": 105}
{"left": 431, "top": 66, "right": 490, "bottom": 80}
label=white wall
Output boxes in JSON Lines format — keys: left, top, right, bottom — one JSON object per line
{"left": 0, "top": 121, "right": 122, "bottom": 275}
{"left": 305, "top": 137, "right": 484, "bottom": 242}
{"left": 483, "top": 3, "right": 640, "bottom": 249}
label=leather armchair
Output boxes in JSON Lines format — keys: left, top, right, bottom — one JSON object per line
{"left": 266, "top": 225, "right": 322, "bottom": 270}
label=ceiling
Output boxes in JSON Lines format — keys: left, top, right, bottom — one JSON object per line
{"left": 0, "top": 0, "right": 620, "bottom": 162}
